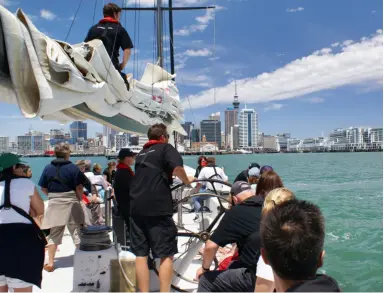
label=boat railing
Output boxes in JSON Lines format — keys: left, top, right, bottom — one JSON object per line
{"left": 104, "top": 189, "right": 113, "bottom": 227}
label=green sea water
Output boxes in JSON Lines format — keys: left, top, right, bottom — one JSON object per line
{"left": 24, "top": 152, "right": 383, "bottom": 292}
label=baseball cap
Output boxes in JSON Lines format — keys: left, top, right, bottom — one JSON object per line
{"left": 118, "top": 148, "right": 135, "bottom": 159}
{"left": 248, "top": 167, "right": 260, "bottom": 177}
{"left": 260, "top": 165, "right": 273, "bottom": 174}
{"left": 249, "top": 162, "right": 260, "bottom": 169}
{"left": 230, "top": 181, "right": 252, "bottom": 196}
{"left": 0, "top": 153, "right": 27, "bottom": 171}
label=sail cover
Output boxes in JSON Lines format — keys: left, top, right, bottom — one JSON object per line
{"left": 0, "top": 5, "right": 186, "bottom": 135}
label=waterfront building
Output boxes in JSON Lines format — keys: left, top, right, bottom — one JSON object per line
{"left": 238, "top": 106, "right": 258, "bottom": 149}
{"left": 200, "top": 120, "right": 221, "bottom": 147}
{"left": 0, "top": 137, "right": 9, "bottom": 153}
{"left": 70, "top": 121, "right": 87, "bottom": 141}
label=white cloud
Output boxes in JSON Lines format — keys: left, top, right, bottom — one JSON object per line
{"left": 175, "top": 6, "right": 224, "bottom": 36}
{"left": 124, "top": 0, "right": 209, "bottom": 7}
{"left": 331, "top": 42, "right": 340, "bottom": 47}
{"left": 182, "top": 30, "right": 383, "bottom": 110}
{"left": 264, "top": 103, "right": 284, "bottom": 111}
{"left": 183, "top": 48, "right": 212, "bottom": 57}
{"left": 40, "top": 9, "right": 56, "bottom": 20}
{"left": 286, "top": 7, "right": 304, "bottom": 13}
{"left": 306, "top": 97, "right": 325, "bottom": 103}
{"left": 0, "top": 0, "right": 17, "bottom": 6}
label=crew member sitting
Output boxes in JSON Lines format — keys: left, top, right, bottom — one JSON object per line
{"left": 196, "top": 181, "right": 263, "bottom": 292}
{"left": 84, "top": 2, "right": 134, "bottom": 89}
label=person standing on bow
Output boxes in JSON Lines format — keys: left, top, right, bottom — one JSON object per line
{"left": 84, "top": 2, "right": 134, "bottom": 89}
{"left": 129, "top": 123, "right": 191, "bottom": 292}
{"left": 38, "top": 143, "right": 85, "bottom": 272}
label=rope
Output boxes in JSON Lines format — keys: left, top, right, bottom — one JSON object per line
{"left": 65, "top": 0, "right": 84, "bottom": 42}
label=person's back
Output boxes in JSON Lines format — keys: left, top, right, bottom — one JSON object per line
{"left": 211, "top": 195, "right": 263, "bottom": 271}
{"left": 260, "top": 199, "right": 341, "bottom": 292}
{"left": 0, "top": 178, "right": 35, "bottom": 224}
{"left": 40, "top": 159, "right": 82, "bottom": 193}
{"left": 84, "top": 3, "right": 133, "bottom": 73}
{"left": 113, "top": 149, "right": 135, "bottom": 220}
{"left": 0, "top": 153, "right": 45, "bottom": 291}
{"left": 197, "top": 157, "right": 228, "bottom": 192}
{"left": 130, "top": 143, "right": 180, "bottom": 216}
{"left": 129, "top": 123, "right": 190, "bottom": 293}
{"left": 233, "top": 162, "right": 260, "bottom": 183}
{"left": 197, "top": 182, "right": 263, "bottom": 292}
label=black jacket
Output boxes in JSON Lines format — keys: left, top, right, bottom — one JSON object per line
{"left": 286, "top": 274, "right": 341, "bottom": 292}
{"left": 113, "top": 167, "right": 133, "bottom": 215}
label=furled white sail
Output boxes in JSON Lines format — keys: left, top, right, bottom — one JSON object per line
{"left": 0, "top": 5, "right": 186, "bottom": 135}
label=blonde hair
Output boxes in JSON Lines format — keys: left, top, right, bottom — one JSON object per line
{"left": 262, "top": 188, "right": 295, "bottom": 214}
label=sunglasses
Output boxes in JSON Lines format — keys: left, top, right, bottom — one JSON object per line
{"left": 164, "top": 134, "right": 170, "bottom": 139}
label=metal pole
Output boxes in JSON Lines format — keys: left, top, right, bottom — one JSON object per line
{"left": 168, "top": 0, "right": 175, "bottom": 76}
{"left": 156, "top": 0, "right": 163, "bottom": 67}
{"left": 104, "top": 189, "right": 111, "bottom": 227}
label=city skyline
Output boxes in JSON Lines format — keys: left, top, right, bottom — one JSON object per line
{"left": 0, "top": 0, "right": 381, "bottom": 138}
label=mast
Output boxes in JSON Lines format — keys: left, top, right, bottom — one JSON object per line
{"left": 168, "top": 0, "right": 175, "bottom": 75}
{"left": 122, "top": 2, "right": 215, "bottom": 149}
{"left": 122, "top": 4, "right": 215, "bottom": 71}
{"left": 156, "top": 0, "right": 163, "bottom": 67}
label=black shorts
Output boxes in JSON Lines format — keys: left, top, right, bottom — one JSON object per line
{"left": 130, "top": 215, "right": 178, "bottom": 258}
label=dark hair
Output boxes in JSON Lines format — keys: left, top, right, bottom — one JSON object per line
{"left": 207, "top": 157, "right": 216, "bottom": 165}
{"left": 147, "top": 123, "right": 167, "bottom": 140}
{"left": 255, "top": 170, "right": 283, "bottom": 197}
{"left": 0, "top": 166, "right": 13, "bottom": 181}
{"left": 103, "top": 3, "right": 122, "bottom": 17}
{"left": 260, "top": 199, "right": 325, "bottom": 280}
{"left": 198, "top": 156, "right": 207, "bottom": 166}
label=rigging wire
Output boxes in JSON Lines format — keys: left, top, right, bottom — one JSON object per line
{"left": 65, "top": 0, "right": 84, "bottom": 42}
{"left": 92, "top": 0, "right": 98, "bottom": 25}
{"left": 137, "top": 0, "right": 142, "bottom": 77}
{"left": 133, "top": 0, "right": 137, "bottom": 79}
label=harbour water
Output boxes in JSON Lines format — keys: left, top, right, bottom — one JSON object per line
{"left": 24, "top": 152, "right": 382, "bottom": 292}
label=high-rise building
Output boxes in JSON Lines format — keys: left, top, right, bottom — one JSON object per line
{"left": 191, "top": 129, "right": 200, "bottom": 143}
{"left": 200, "top": 120, "right": 221, "bottom": 147}
{"left": 70, "top": 121, "right": 87, "bottom": 141}
{"left": 225, "top": 82, "right": 241, "bottom": 147}
{"left": 17, "top": 134, "right": 44, "bottom": 154}
{"left": 103, "top": 126, "right": 117, "bottom": 148}
{"left": 230, "top": 125, "right": 239, "bottom": 150}
{"left": 225, "top": 108, "right": 238, "bottom": 147}
{"left": 115, "top": 133, "right": 130, "bottom": 151}
{"left": 0, "top": 137, "right": 9, "bottom": 153}
{"left": 238, "top": 106, "right": 258, "bottom": 148}
{"left": 182, "top": 122, "right": 194, "bottom": 140}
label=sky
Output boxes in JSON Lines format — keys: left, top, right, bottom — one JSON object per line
{"left": 0, "top": 0, "right": 382, "bottom": 139}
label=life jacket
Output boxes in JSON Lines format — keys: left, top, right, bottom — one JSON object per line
{"left": 206, "top": 164, "right": 224, "bottom": 193}
{"left": 0, "top": 175, "right": 47, "bottom": 245}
